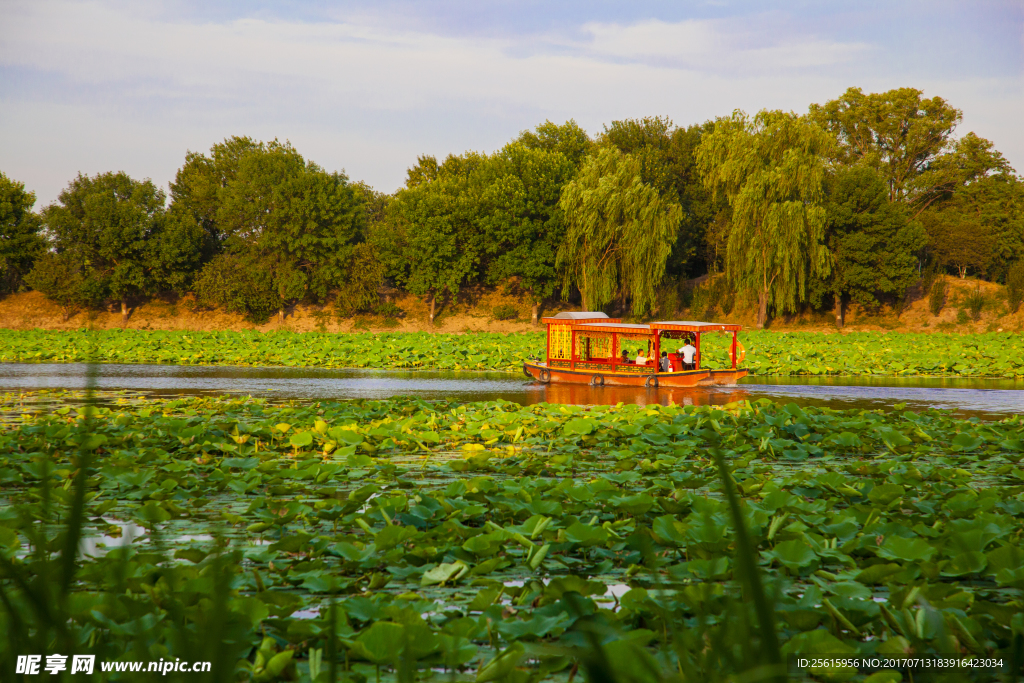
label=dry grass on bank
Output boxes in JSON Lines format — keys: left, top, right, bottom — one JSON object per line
{"left": 1, "top": 276, "right": 1020, "bottom": 335}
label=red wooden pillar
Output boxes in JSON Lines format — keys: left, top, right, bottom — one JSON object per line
{"left": 570, "top": 329, "right": 577, "bottom": 371}
{"left": 731, "top": 331, "right": 738, "bottom": 369}
{"left": 654, "top": 331, "right": 661, "bottom": 372}
{"left": 545, "top": 324, "right": 551, "bottom": 365}
{"left": 695, "top": 332, "right": 702, "bottom": 371}
{"left": 612, "top": 333, "right": 618, "bottom": 373}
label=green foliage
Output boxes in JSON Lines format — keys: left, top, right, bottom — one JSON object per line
{"left": 193, "top": 252, "right": 280, "bottom": 323}
{"left": 921, "top": 172, "right": 1024, "bottom": 280}
{"left": 599, "top": 118, "right": 727, "bottom": 279}
{"left": 0, "top": 171, "right": 44, "bottom": 295}
{"left": 929, "top": 278, "right": 948, "bottom": 316}
{"left": 965, "top": 285, "right": 986, "bottom": 320}
{"left": 2, "top": 392, "right": 1023, "bottom": 681}
{"left": 1007, "top": 261, "right": 1024, "bottom": 312}
{"left": 180, "top": 138, "right": 369, "bottom": 321}
{"left": 5, "top": 328, "right": 1024, "bottom": 378}
{"left": 22, "top": 252, "right": 96, "bottom": 320}
{"left": 491, "top": 304, "right": 518, "bottom": 321}
{"left": 698, "top": 110, "right": 833, "bottom": 327}
{"left": 810, "top": 86, "right": 962, "bottom": 203}
{"left": 557, "top": 147, "right": 683, "bottom": 315}
{"left": 377, "top": 153, "right": 485, "bottom": 323}
{"left": 688, "top": 276, "right": 734, "bottom": 320}
{"left": 822, "top": 166, "right": 927, "bottom": 308}
{"left": 29, "top": 171, "right": 196, "bottom": 319}
{"left": 515, "top": 119, "right": 593, "bottom": 169}
{"left": 477, "top": 143, "right": 576, "bottom": 307}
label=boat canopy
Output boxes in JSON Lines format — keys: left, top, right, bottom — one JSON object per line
{"left": 541, "top": 311, "right": 622, "bottom": 325}
{"left": 573, "top": 322, "right": 654, "bottom": 335}
{"left": 650, "top": 321, "right": 741, "bottom": 333}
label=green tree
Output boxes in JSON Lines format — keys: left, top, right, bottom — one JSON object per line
{"left": 810, "top": 87, "right": 962, "bottom": 205}
{"left": 822, "top": 166, "right": 927, "bottom": 325}
{"left": 28, "top": 172, "right": 193, "bottom": 323}
{"left": 376, "top": 154, "right": 484, "bottom": 324}
{"left": 183, "top": 139, "right": 368, "bottom": 323}
{"left": 516, "top": 120, "right": 592, "bottom": 169}
{"left": 599, "top": 118, "right": 726, "bottom": 279}
{"left": 916, "top": 136, "right": 1023, "bottom": 280}
{"left": 169, "top": 135, "right": 262, "bottom": 252}
{"left": 23, "top": 252, "right": 90, "bottom": 321}
{"left": 697, "top": 110, "right": 832, "bottom": 328}
{"left": 0, "top": 172, "right": 44, "bottom": 295}
{"left": 477, "top": 143, "right": 576, "bottom": 324}
{"left": 556, "top": 147, "right": 682, "bottom": 316}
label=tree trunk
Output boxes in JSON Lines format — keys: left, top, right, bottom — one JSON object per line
{"left": 279, "top": 307, "right": 285, "bottom": 322}
{"left": 834, "top": 294, "right": 844, "bottom": 329}
{"left": 121, "top": 299, "right": 129, "bottom": 325}
{"left": 581, "top": 290, "right": 589, "bottom": 311}
{"left": 757, "top": 289, "right": 768, "bottom": 329}
{"left": 428, "top": 294, "right": 436, "bottom": 326}
{"left": 531, "top": 302, "right": 540, "bottom": 326}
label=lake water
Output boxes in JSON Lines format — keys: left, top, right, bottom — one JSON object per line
{"left": 2, "top": 362, "right": 1023, "bottom": 417}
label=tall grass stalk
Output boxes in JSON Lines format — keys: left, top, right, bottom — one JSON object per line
{"left": 711, "top": 445, "right": 787, "bottom": 683}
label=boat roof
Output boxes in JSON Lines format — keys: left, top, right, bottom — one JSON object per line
{"left": 569, "top": 320, "right": 742, "bottom": 335}
{"left": 651, "top": 321, "right": 742, "bottom": 332}
{"left": 541, "top": 311, "right": 622, "bottom": 324}
{"left": 574, "top": 322, "right": 654, "bottom": 334}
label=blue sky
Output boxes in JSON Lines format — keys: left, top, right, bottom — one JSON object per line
{"left": 2, "top": 0, "right": 1021, "bottom": 205}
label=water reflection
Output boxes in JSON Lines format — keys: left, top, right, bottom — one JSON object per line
{"left": 1, "top": 362, "right": 1021, "bottom": 417}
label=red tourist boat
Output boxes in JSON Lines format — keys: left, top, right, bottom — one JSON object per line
{"left": 523, "top": 312, "right": 748, "bottom": 387}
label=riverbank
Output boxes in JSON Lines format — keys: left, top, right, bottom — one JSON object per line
{"left": 2, "top": 328, "right": 1023, "bottom": 378}
{"left": 1, "top": 276, "right": 1019, "bottom": 334}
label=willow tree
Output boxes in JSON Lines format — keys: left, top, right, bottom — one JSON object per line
{"left": 696, "top": 110, "right": 832, "bottom": 328}
{"left": 556, "top": 147, "right": 682, "bottom": 315}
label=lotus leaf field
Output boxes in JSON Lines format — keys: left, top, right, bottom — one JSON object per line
{"left": 2, "top": 329, "right": 1024, "bottom": 377}
{"left": 2, "top": 390, "right": 1023, "bottom": 681}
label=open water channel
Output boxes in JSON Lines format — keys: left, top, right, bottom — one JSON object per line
{"left": 2, "top": 362, "right": 1023, "bottom": 417}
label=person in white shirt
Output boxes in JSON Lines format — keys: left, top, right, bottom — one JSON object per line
{"left": 635, "top": 350, "right": 648, "bottom": 365}
{"left": 679, "top": 340, "right": 697, "bottom": 369}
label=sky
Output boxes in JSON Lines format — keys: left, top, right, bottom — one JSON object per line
{"left": 1, "top": 0, "right": 1022, "bottom": 206}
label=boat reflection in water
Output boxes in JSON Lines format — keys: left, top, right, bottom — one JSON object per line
{"left": 537, "top": 382, "right": 749, "bottom": 408}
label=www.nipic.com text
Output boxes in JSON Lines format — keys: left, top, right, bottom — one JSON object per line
{"left": 16, "top": 655, "right": 212, "bottom": 675}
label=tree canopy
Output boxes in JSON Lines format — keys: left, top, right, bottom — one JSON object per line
{"left": 557, "top": 147, "right": 682, "bottom": 316}
{"left": 820, "top": 166, "right": 926, "bottom": 322}
{"left": 0, "top": 172, "right": 43, "bottom": 295}
{"left": 697, "top": 110, "right": 833, "bottom": 328}
{"left": 187, "top": 139, "right": 368, "bottom": 322}
{"left": 810, "top": 87, "right": 962, "bottom": 204}
{"left": 26, "top": 172, "right": 196, "bottom": 322}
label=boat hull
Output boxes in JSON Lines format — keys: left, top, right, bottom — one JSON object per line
{"left": 523, "top": 362, "right": 748, "bottom": 387}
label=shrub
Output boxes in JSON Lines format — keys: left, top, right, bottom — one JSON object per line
{"left": 375, "top": 301, "right": 404, "bottom": 319}
{"left": 1007, "top": 261, "right": 1024, "bottom": 313}
{"left": 965, "top": 286, "right": 985, "bottom": 321}
{"left": 928, "top": 278, "right": 947, "bottom": 316}
{"left": 956, "top": 308, "right": 969, "bottom": 325}
{"left": 24, "top": 252, "right": 97, "bottom": 321}
{"left": 689, "top": 276, "right": 733, "bottom": 320}
{"left": 492, "top": 304, "right": 518, "bottom": 321}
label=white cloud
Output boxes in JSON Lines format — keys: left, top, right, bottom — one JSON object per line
{"left": 0, "top": 0, "right": 1020, "bottom": 204}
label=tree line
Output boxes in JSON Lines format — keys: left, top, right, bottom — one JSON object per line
{"left": 2, "top": 86, "right": 1022, "bottom": 328}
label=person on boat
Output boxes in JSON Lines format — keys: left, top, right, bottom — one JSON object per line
{"left": 621, "top": 350, "right": 631, "bottom": 364}
{"left": 659, "top": 351, "right": 672, "bottom": 372}
{"left": 680, "top": 338, "right": 697, "bottom": 370}
{"left": 635, "top": 349, "right": 648, "bottom": 365}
